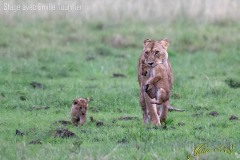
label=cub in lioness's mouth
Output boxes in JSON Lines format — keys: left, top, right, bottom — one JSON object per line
{"left": 138, "top": 38, "right": 184, "bottom": 125}
{"left": 142, "top": 60, "right": 170, "bottom": 105}
{"left": 71, "top": 97, "right": 89, "bottom": 126}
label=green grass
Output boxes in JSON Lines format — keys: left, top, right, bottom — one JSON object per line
{"left": 0, "top": 19, "right": 240, "bottom": 160}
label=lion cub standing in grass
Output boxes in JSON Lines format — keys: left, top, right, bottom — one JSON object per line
{"left": 71, "top": 97, "right": 89, "bottom": 126}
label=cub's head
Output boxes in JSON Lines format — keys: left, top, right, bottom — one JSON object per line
{"left": 143, "top": 38, "right": 169, "bottom": 67}
{"left": 141, "top": 60, "right": 149, "bottom": 76}
{"left": 72, "top": 98, "right": 89, "bottom": 115}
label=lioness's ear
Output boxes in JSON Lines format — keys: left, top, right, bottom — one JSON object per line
{"left": 160, "top": 38, "right": 169, "bottom": 50}
{"left": 143, "top": 39, "right": 151, "bottom": 46}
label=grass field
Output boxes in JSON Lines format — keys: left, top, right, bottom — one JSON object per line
{"left": 1, "top": 1, "right": 240, "bottom": 160}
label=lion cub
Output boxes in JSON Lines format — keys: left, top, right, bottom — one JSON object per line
{"left": 142, "top": 60, "right": 170, "bottom": 106}
{"left": 71, "top": 97, "right": 89, "bottom": 126}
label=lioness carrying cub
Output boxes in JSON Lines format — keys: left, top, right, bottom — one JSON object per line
{"left": 138, "top": 38, "right": 183, "bottom": 125}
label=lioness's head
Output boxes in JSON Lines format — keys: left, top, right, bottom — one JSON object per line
{"left": 72, "top": 98, "right": 89, "bottom": 115}
{"left": 143, "top": 39, "right": 169, "bottom": 67}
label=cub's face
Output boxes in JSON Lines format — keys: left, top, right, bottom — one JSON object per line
{"left": 143, "top": 39, "right": 169, "bottom": 67}
{"left": 141, "top": 60, "right": 149, "bottom": 76}
{"left": 72, "top": 98, "right": 89, "bottom": 115}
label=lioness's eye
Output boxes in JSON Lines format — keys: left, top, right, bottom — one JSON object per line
{"left": 79, "top": 107, "right": 82, "bottom": 109}
{"left": 155, "top": 51, "right": 159, "bottom": 55}
{"left": 145, "top": 51, "right": 149, "bottom": 55}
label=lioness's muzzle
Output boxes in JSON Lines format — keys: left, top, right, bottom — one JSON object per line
{"left": 147, "top": 62, "right": 154, "bottom": 66}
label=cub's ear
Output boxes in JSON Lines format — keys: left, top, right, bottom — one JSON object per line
{"left": 160, "top": 38, "right": 169, "bottom": 50}
{"left": 143, "top": 39, "right": 151, "bottom": 46}
{"left": 73, "top": 99, "right": 78, "bottom": 105}
{"left": 85, "top": 97, "right": 90, "bottom": 103}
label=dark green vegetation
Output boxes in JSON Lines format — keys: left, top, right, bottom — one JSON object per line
{"left": 0, "top": 19, "right": 240, "bottom": 159}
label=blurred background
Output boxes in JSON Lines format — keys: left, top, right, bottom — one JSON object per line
{"left": 1, "top": 0, "right": 240, "bottom": 23}
{"left": 1, "top": 0, "right": 239, "bottom": 55}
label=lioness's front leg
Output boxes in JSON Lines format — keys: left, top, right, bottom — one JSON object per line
{"left": 139, "top": 88, "right": 149, "bottom": 124}
{"left": 144, "top": 92, "right": 160, "bottom": 126}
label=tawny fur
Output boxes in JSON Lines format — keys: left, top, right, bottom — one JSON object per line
{"left": 142, "top": 61, "right": 170, "bottom": 105}
{"left": 71, "top": 97, "right": 89, "bottom": 126}
{"left": 138, "top": 39, "right": 175, "bottom": 125}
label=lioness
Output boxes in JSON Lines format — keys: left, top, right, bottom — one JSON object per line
{"left": 138, "top": 38, "right": 182, "bottom": 125}
{"left": 71, "top": 97, "right": 89, "bottom": 126}
{"left": 143, "top": 48, "right": 171, "bottom": 123}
